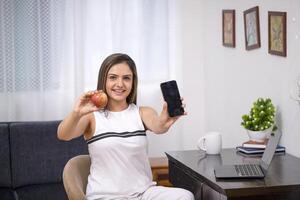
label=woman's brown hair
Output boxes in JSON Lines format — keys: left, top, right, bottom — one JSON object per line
{"left": 97, "top": 53, "right": 138, "bottom": 104}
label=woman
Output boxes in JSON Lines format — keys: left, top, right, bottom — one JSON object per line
{"left": 57, "top": 53, "right": 194, "bottom": 200}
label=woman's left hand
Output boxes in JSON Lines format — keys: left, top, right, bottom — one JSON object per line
{"left": 158, "top": 100, "right": 187, "bottom": 131}
{"left": 140, "top": 99, "right": 186, "bottom": 134}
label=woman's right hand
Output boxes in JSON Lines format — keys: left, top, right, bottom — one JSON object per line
{"left": 58, "top": 90, "right": 108, "bottom": 141}
{"left": 73, "top": 91, "right": 103, "bottom": 117}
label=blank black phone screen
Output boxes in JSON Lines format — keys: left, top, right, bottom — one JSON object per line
{"left": 160, "top": 80, "right": 184, "bottom": 117}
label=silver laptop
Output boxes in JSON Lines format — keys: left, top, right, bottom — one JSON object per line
{"left": 214, "top": 130, "right": 282, "bottom": 179}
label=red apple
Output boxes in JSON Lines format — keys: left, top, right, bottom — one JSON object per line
{"left": 91, "top": 92, "right": 108, "bottom": 108}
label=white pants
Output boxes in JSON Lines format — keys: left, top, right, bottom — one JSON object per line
{"left": 140, "top": 186, "right": 195, "bottom": 200}
{"left": 90, "top": 186, "right": 195, "bottom": 200}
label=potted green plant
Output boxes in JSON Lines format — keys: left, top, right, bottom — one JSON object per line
{"left": 241, "top": 98, "right": 276, "bottom": 142}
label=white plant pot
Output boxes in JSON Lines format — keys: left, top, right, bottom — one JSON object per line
{"left": 246, "top": 127, "right": 273, "bottom": 142}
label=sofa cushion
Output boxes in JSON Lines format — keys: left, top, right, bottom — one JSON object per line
{"left": 0, "top": 188, "right": 15, "bottom": 200}
{"left": 0, "top": 123, "right": 11, "bottom": 187}
{"left": 10, "top": 121, "right": 88, "bottom": 188}
{"left": 16, "top": 183, "right": 67, "bottom": 200}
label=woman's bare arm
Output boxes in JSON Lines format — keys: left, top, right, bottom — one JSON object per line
{"left": 57, "top": 112, "right": 91, "bottom": 141}
{"left": 57, "top": 91, "right": 101, "bottom": 141}
{"left": 139, "top": 103, "right": 182, "bottom": 134}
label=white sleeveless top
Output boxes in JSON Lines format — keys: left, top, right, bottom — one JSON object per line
{"left": 85, "top": 104, "right": 155, "bottom": 200}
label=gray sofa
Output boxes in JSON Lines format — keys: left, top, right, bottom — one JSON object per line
{"left": 0, "top": 121, "right": 88, "bottom": 200}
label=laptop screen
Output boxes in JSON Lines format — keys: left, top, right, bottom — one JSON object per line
{"left": 260, "top": 130, "right": 282, "bottom": 171}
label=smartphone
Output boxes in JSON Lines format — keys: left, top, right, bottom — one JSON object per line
{"left": 160, "top": 80, "right": 184, "bottom": 117}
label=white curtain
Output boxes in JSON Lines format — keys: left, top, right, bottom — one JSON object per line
{"left": 0, "top": 0, "right": 66, "bottom": 121}
{"left": 0, "top": 0, "right": 181, "bottom": 123}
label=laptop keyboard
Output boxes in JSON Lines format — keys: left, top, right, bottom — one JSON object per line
{"left": 234, "top": 164, "right": 264, "bottom": 177}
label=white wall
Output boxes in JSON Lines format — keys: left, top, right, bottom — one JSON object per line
{"left": 181, "top": 0, "right": 206, "bottom": 150}
{"left": 181, "top": 0, "right": 300, "bottom": 158}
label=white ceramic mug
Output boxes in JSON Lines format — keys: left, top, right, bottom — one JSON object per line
{"left": 197, "top": 132, "right": 222, "bottom": 154}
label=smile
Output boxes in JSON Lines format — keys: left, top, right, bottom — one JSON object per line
{"left": 112, "top": 89, "right": 126, "bottom": 95}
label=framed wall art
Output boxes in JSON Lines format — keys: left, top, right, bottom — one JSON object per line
{"left": 243, "top": 6, "right": 261, "bottom": 50}
{"left": 268, "top": 11, "right": 287, "bottom": 57}
{"left": 222, "top": 9, "right": 235, "bottom": 47}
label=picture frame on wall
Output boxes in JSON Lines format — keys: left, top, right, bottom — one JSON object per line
{"left": 243, "top": 6, "right": 261, "bottom": 50}
{"left": 268, "top": 11, "right": 287, "bottom": 57}
{"left": 222, "top": 9, "right": 235, "bottom": 47}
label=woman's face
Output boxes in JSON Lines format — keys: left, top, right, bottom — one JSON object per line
{"left": 105, "top": 62, "right": 133, "bottom": 103}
